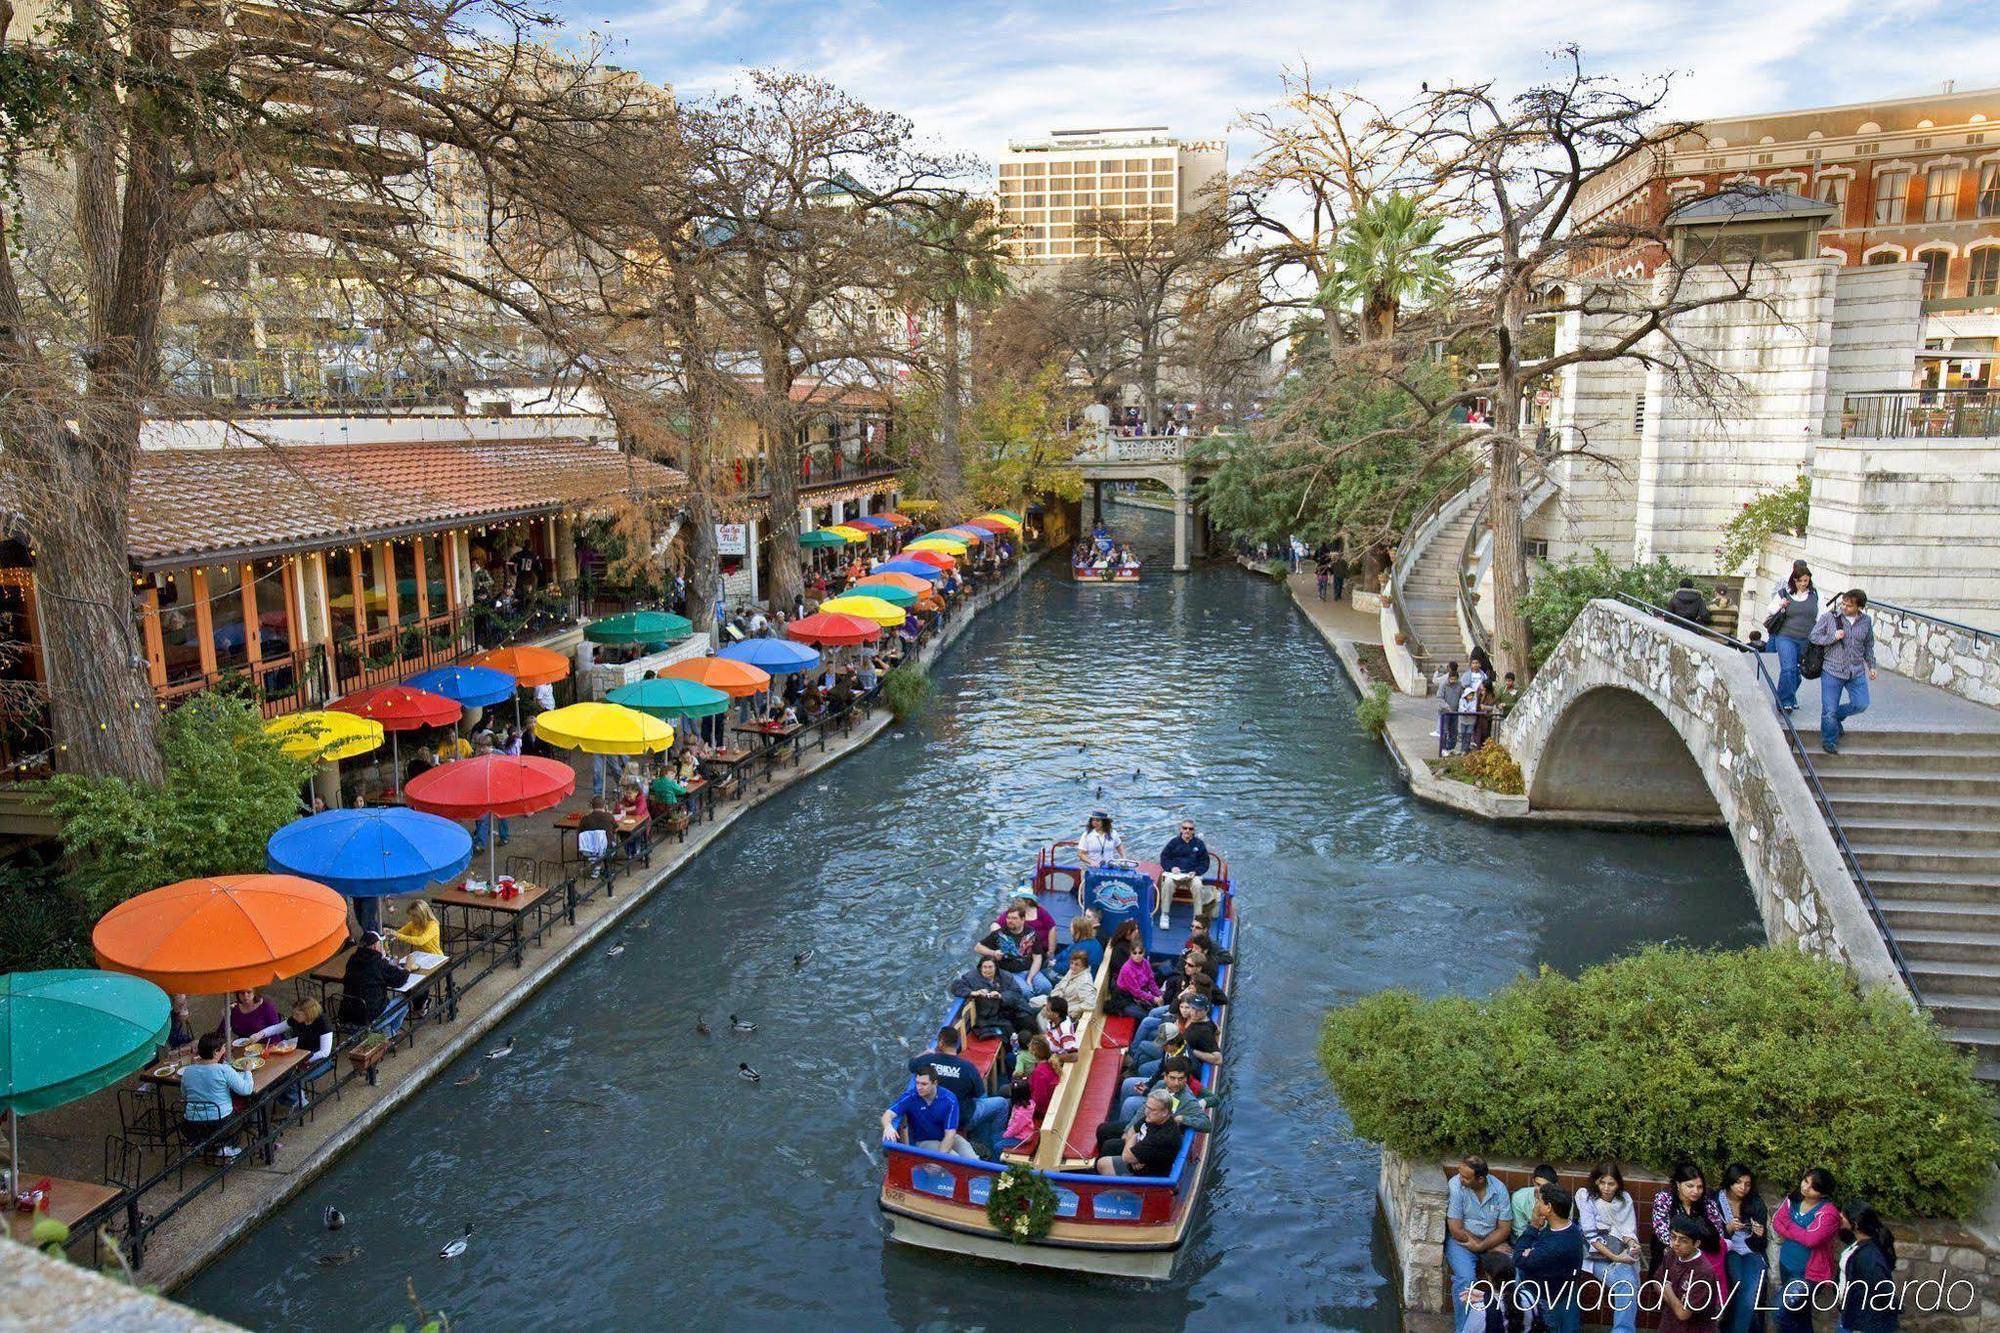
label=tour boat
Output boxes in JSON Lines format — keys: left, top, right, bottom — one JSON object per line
{"left": 1072, "top": 532, "right": 1141, "bottom": 584}
{"left": 877, "top": 839, "right": 1236, "bottom": 1279}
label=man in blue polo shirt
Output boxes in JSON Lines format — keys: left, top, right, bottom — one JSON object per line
{"left": 1446, "top": 1153, "right": 1514, "bottom": 1314}
{"left": 881, "top": 1072, "right": 977, "bottom": 1159}
{"left": 907, "top": 1027, "right": 1008, "bottom": 1155}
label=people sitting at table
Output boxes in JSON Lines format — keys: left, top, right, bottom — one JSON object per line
{"left": 1093, "top": 1089, "right": 1184, "bottom": 1177}
{"left": 215, "top": 988, "right": 282, "bottom": 1045}
{"left": 168, "top": 993, "right": 195, "bottom": 1051}
{"left": 674, "top": 747, "right": 703, "bottom": 782}
{"left": 949, "top": 956, "right": 1036, "bottom": 1041}
{"left": 1078, "top": 810, "right": 1126, "bottom": 867}
{"left": 615, "top": 776, "right": 650, "bottom": 824}
{"left": 337, "top": 931, "right": 411, "bottom": 1035}
{"left": 828, "top": 670, "right": 857, "bottom": 715}
{"left": 406, "top": 745, "right": 437, "bottom": 786}
{"left": 389, "top": 900, "right": 442, "bottom": 958}
{"left": 881, "top": 1071, "right": 978, "bottom": 1160}
{"left": 281, "top": 997, "right": 336, "bottom": 1109}
{"left": 857, "top": 659, "right": 880, "bottom": 693}
{"left": 180, "top": 1033, "right": 255, "bottom": 1160}
{"left": 438, "top": 730, "right": 473, "bottom": 762}
{"left": 1155, "top": 818, "right": 1214, "bottom": 928}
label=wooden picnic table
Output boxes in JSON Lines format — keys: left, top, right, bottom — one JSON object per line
{"left": 432, "top": 882, "right": 554, "bottom": 969}
{"left": 141, "top": 1047, "right": 311, "bottom": 1165}
{"left": 5, "top": 1175, "right": 123, "bottom": 1245}
{"left": 308, "top": 945, "right": 455, "bottom": 1020}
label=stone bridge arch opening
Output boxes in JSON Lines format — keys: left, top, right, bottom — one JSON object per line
{"left": 1528, "top": 684, "right": 1723, "bottom": 820}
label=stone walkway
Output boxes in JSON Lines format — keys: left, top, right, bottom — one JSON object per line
{"left": 7, "top": 555, "right": 1039, "bottom": 1293}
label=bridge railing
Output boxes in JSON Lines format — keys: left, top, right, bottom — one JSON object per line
{"left": 1607, "top": 592, "right": 1922, "bottom": 1004}
{"left": 1075, "top": 434, "right": 1190, "bottom": 464}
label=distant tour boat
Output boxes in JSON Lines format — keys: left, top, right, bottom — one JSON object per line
{"left": 877, "top": 837, "right": 1236, "bottom": 1279}
{"left": 1072, "top": 529, "right": 1141, "bottom": 583}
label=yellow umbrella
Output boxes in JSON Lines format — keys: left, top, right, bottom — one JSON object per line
{"left": 826, "top": 524, "right": 871, "bottom": 543}
{"left": 979, "top": 513, "right": 1023, "bottom": 533}
{"left": 906, "top": 537, "right": 968, "bottom": 554}
{"left": 264, "top": 710, "right": 384, "bottom": 762}
{"left": 532, "top": 701, "right": 674, "bottom": 755}
{"left": 819, "top": 594, "right": 907, "bottom": 628}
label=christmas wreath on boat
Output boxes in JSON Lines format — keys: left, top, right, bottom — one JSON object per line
{"left": 986, "top": 1163, "right": 1058, "bottom": 1243}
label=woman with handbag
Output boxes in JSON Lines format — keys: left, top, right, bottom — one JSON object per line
{"left": 1577, "top": 1162, "right": 1643, "bottom": 1333}
{"left": 1764, "top": 561, "right": 1819, "bottom": 713}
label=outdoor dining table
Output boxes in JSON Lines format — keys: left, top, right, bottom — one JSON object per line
{"left": 307, "top": 945, "right": 455, "bottom": 1022}
{"left": 552, "top": 810, "right": 649, "bottom": 865}
{"left": 141, "top": 1046, "right": 310, "bottom": 1165}
{"left": 431, "top": 882, "right": 555, "bottom": 970}
{"left": 731, "top": 721, "right": 807, "bottom": 778}
{"left": 5, "top": 1174, "right": 124, "bottom": 1245}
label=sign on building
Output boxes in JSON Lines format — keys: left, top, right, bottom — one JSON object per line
{"left": 716, "top": 523, "right": 748, "bottom": 556}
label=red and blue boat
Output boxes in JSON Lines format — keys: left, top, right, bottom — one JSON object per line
{"left": 877, "top": 838, "right": 1237, "bottom": 1278}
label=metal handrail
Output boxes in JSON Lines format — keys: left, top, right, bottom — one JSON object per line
{"left": 1458, "top": 494, "right": 1494, "bottom": 661}
{"left": 1607, "top": 593, "right": 1922, "bottom": 1004}
{"left": 1388, "top": 470, "right": 1485, "bottom": 662}
{"left": 1869, "top": 599, "right": 2000, "bottom": 646}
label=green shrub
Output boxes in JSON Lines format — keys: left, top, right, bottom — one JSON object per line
{"left": 880, "top": 665, "right": 933, "bottom": 721}
{"left": 0, "top": 862, "right": 94, "bottom": 973}
{"left": 1719, "top": 474, "right": 1811, "bottom": 573}
{"left": 1355, "top": 682, "right": 1392, "bottom": 738}
{"left": 1432, "top": 740, "right": 1525, "bottom": 794}
{"left": 1319, "top": 945, "right": 2000, "bottom": 1218}
{"left": 38, "top": 693, "right": 313, "bottom": 918}
{"left": 1520, "top": 548, "right": 1693, "bottom": 668}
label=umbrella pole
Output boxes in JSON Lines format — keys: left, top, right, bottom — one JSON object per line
{"left": 9, "top": 1108, "right": 18, "bottom": 1202}
{"left": 392, "top": 732, "right": 402, "bottom": 797}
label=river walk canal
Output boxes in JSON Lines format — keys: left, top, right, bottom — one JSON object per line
{"left": 183, "top": 508, "right": 1764, "bottom": 1330}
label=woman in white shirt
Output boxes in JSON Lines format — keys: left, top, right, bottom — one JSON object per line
{"left": 1077, "top": 812, "right": 1126, "bottom": 867}
{"left": 1577, "top": 1161, "right": 1641, "bottom": 1333}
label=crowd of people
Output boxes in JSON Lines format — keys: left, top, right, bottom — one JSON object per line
{"left": 1431, "top": 652, "right": 1520, "bottom": 754}
{"left": 1448, "top": 1155, "right": 1901, "bottom": 1333}
{"left": 1072, "top": 524, "right": 1140, "bottom": 577}
{"left": 882, "top": 818, "right": 1231, "bottom": 1186}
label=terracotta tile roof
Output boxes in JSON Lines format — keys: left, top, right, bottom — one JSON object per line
{"left": 127, "top": 440, "right": 686, "bottom": 568}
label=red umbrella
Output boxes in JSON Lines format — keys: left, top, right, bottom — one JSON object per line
{"left": 787, "top": 611, "right": 882, "bottom": 647}
{"left": 965, "top": 518, "right": 1013, "bottom": 535}
{"left": 330, "top": 684, "right": 464, "bottom": 795}
{"left": 403, "top": 754, "right": 576, "bottom": 881}
{"left": 900, "top": 550, "right": 956, "bottom": 571}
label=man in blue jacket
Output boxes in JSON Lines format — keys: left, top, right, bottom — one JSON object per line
{"left": 1156, "top": 819, "right": 1214, "bottom": 929}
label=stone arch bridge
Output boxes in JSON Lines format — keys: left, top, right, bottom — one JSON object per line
{"left": 1499, "top": 598, "right": 1907, "bottom": 993}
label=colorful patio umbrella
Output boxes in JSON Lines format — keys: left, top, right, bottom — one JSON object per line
{"left": 854, "top": 571, "right": 933, "bottom": 596}
{"left": 991, "top": 509, "right": 1023, "bottom": 523}
{"left": 660, "top": 656, "right": 771, "bottom": 699}
{"left": 899, "top": 550, "right": 958, "bottom": 571}
{"left": 979, "top": 512, "right": 1024, "bottom": 532}
{"left": 799, "top": 529, "right": 847, "bottom": 549}
{"left": 329, "top": 684, "right": 463, "bottom": 794}
{"left": 94, "top": 874, "right": 349, "bottom": 1047}
{"left": 846, "top": 516, "right": 892, "bottom": 531}
{"left": 2, "top": 969, "right": 170, "bottom": 1201}
{"left": 966, "top": 517, "right": 1015, "bottom": 535}
{"left": 786, "top": 612, "right": 882, "bottom": 647}
{"left": 470, "top": 645, "right": 571, "bottom": 688}
{"left": 939, "top": 526, "right": 989, "bottom": 544}
{"left": 403, "top": 755, "right": 577, "bottom": 883}
{"left": 847, "top": 580, "right": 916, "bottom": 609}
{"left": 826, "top": 525, "right": 870, "bottom": 543}
{"left": 533, "top": 702, "right": 675, "bottom": 755}
{"left": 877, "top": 558, "right": 946, "bottom": 582}
{"left": 818, "top": 594, "right": 907, "bottom": 628}
{"left": 719, "top": 639, "right": 822, "bottom": 676}
{"left": 264, "top": 710, "right": 384, "bottom": 763}
{"left": 265, "top": 807, "right": 473, "bottom": 899}
{"left": 607, "top": 677, "right": 731, "bottom": 721}
{"left": 405, "top": 664, "right": 516, "bottom": 710}
{"left": 907, "top": 538, "right": 969, "bottom": 555}
{"left": 585, "top": 610, "right": 695, "bottom": 646}
{"left": 875, "top": 511, "right": 913, "bottom": 526}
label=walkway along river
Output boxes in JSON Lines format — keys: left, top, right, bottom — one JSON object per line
{"left": 183, "top": 508, "right": 1764, "bottom": 1330}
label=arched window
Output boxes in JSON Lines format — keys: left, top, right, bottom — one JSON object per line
{"left": 1918, "top": 249, "right": 1951, "bottom": 300}
{"left": 1969, "top": 248, "right": 2000, "bottom": 297}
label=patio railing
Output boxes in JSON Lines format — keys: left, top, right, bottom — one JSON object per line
{"left": 1841, "top": 388, "right": 2000, "bottom": 439}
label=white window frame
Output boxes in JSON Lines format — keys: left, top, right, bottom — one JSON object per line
{"left": 1965, "top": 242, "right": 2000, "bottom": 297}
{"left": 1913, "top": 245, "right": 1954, "bottom": 299}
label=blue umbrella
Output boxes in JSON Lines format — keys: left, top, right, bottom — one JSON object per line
{"left": 719, "top": 639, "right": 822, "bottom": 676}
{"left": 265, "top": 808, "right": 473, "bottom": 898}
{"left": 877, "top": 559, "right": 946, "bottom": 582}
{"left": 406, "top": 664, "right": 515, "bottom": 710}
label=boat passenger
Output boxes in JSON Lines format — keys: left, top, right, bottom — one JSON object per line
{"left": 1040, "top": 952, "right": 1099, "bottom": 1019}
{"left": 1028, "top": 1046, "right": 1063, "bottom": 1119}
{"left": 1155, "top": 819, "right": 1214, "bottom": 928}
{"left": 976, "top": 907, "right": 1048, "bottom": 998}
{"left": 1108, "top": 938, "right": 1164, "bottom": 1018}
{"left": 1106, "top": 1055, "right": 1212, "bottom": 1136}
{"left": 1185, "top": 925, "right": 1233, "bottom": 968}
{"left": 1038, "top": 994, "right": 1083, "bottom": 1053}
{"left": 1047, "top": 910, "right": 1102, "bottom": 976}
{"left": 1093, "top": 1089, "right": 1184, "bottom": 1178}
{"left": 1104, "top": 919, "right": 1143, "bottom": 984}
{"left": 1012, "top": 1033, "right": 1051, "bottom": 1081}
{"left": 881, "top": 1072, "right": 978, "bottom": 1160}
{"left": 993, "top": 891, "right": 1058, "bottom": 959}
{"left": 1077, "top": 811, "right": 1126, "bottom": 867}
{"left": 906, "top": 1027, "right": 1008, "bottom": 1153}
{"left": 950, "top": 956, "right": 1034, "bottom": 1040}
{"left": 997, "top": 1078, "right": 1039, "bottom": 1152}
{"left": 1131, "top": 994, "right": 1220, "bottom": 1081}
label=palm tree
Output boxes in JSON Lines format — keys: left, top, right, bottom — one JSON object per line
{"left": 1322, "top": 192, "right": 1448, "bottom": 341}
{"left": 912, "top": 196, "right": 1011, "bottom": 504}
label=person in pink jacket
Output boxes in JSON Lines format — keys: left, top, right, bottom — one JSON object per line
{"left": 1770, "top": 1167, "right": 1839, "bottom": 1333}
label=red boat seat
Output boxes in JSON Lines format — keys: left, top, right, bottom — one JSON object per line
{"left": 1061, "top": 1015, "right": 1136, "bottom": 1162}
{"left": 963, "top": 1032, "right": 1004, "bottom": 1083}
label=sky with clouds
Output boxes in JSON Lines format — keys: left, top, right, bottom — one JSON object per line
{"left": 563, "top": 0, "right": 1999, "bottom": 175}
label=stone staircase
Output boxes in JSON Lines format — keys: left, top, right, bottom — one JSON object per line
{"left": 1814, "top": 727, "right": 2000, "bottom": 1079}
{"left": 1397, "top": 504, "right": 1479, "bottom": 675}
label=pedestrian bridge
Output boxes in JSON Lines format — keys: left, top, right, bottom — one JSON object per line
{"left": 1499, "top": 598, "right": 1911, "bottom": 993}
{"left": 1074, "top": 434, "right": 1210, "bottom": 570}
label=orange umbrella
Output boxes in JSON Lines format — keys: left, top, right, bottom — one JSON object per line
{"left": 854, "top": 572, "right": 932, "bottom": 596}
{"left": 93, "top": 875, "right": 349, "bottom": 996}
{"left": 660, "top": 655, "right": 771, "bottom": 699}
{"left": 470, "top": 645, "right": 571, "bottom": 688}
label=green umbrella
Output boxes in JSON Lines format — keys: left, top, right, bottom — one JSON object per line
{"left": 848, "top": 581, "right": 917, "bottom": 608}
{"left": 585, "top": 611, "right": 694, "bottom": 646}
{"left": 992, "top": 509, "right": 1022, "bottom": 522}
{"left": 2, "top": 969, "right": 170, "bottom": 1196}
{"left": 606, "top": 676, "right": 731, "bottom": 720}
{"left": 799, "top": 530, "right": 846, "bottom": 549}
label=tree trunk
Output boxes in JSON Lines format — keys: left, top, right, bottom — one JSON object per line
{"left": 935, "top": 297, "right": 964, "bottom": 506}
{"left": 30, "top": 422, "right": 166, "bottom": 781}
{"left": 760, "top": 338, "right": 803, "bottom": 613}
{"left": 1487, "top": 282, "right": 1533, "bottom": 681}
{"left": 683, "top": 483, "right": 721, "bottom": 637}
{"left": 1139, "top": 337, "right": 1160, "bottom": 431}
